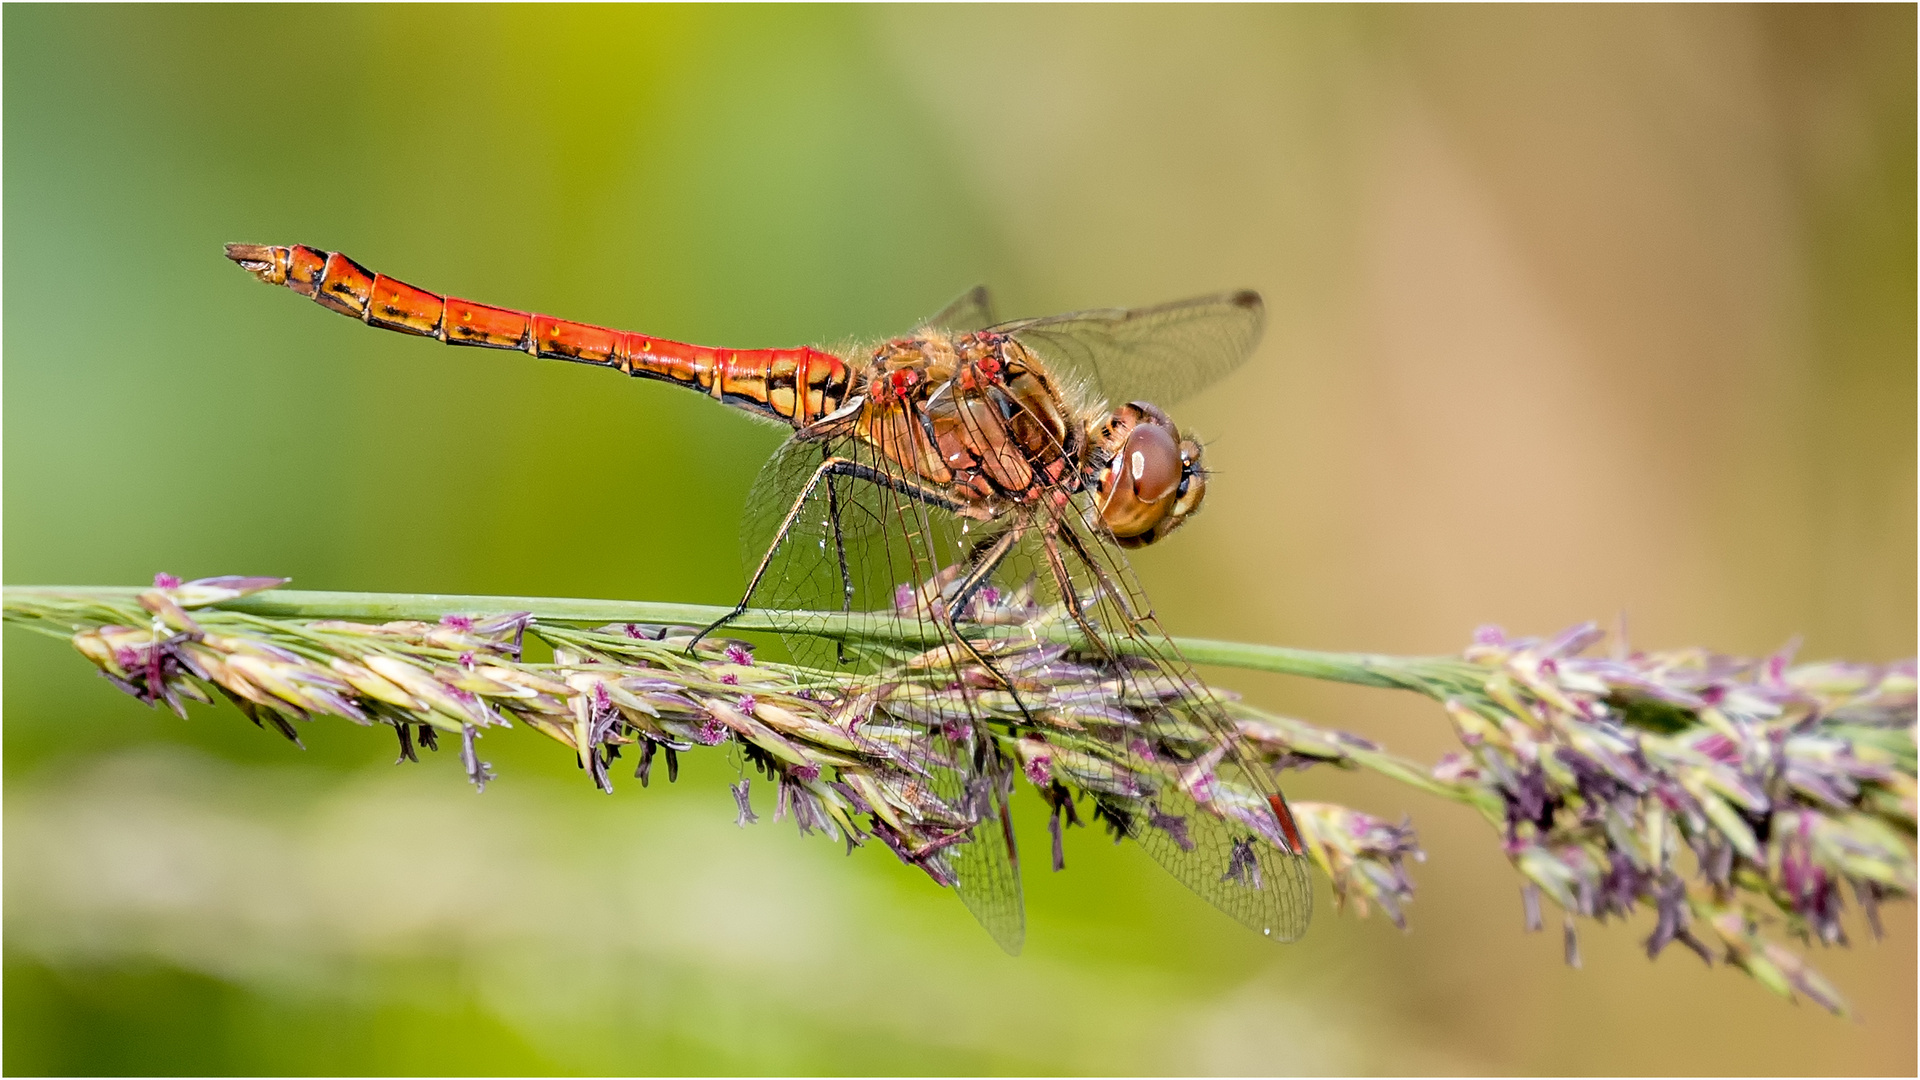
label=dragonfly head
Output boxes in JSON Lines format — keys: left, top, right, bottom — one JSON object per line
{"left": 1089, "top": 402, "right": 1208, "bottom": 548}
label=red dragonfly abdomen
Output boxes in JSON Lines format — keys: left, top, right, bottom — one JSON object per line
{"left": 224, "top": 244, "right": 852, "bottom": 427}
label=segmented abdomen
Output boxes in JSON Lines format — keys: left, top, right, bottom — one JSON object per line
{"left": 224, "top": 244, "right": 851, "bottom": 426}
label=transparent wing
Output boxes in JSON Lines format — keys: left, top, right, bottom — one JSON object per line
{"left": 977, "top": 501, "right": 1314, "bottom": 940}
{"left": 740, "top": 432, "right": 973, "bottom": 669}
{"left": 935, "top": 722, "right": 1024, "bottom": 947}
{"left": 739, "top": 431, "right": 1027, "bottom": 953}
{"left": 921, "top": 285, "right": 998, "bottom": 334}
{"left": 994, "top": 290, "right": 1265, "bottom": 408}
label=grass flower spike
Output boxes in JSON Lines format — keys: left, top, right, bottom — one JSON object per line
{"left": 6, "top": 577, "right": 1909, "bottom": 1013}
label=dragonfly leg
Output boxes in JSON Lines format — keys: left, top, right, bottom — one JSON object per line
{"left": 1037, "top": 523, "right": 1115, "bottom": 660}
{"left": 939, "top": 525, "right": 1039, "bottom": 725}
{"left": 1053, "top": 519, "right": 1148, "bottom": 627}
{"left": 692, "top": 456, "right": 972, "bottom": 651}
{"left": 943, "top": 524, "right": 1024, "bottom": 625}
{"left": 823, "top": 465, "right": 855, "bottom": 664}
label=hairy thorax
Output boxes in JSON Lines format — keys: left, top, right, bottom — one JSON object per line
{"left": 851, "top": 331, "right": 1083, "bottom": 512}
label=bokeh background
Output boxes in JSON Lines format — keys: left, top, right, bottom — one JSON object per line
{"left": 5, "top": 5, "right": 1913, "bottom": 1075}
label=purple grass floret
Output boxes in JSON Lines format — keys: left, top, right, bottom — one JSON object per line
{"left": 460, "top": 724, "right": 495, "bottom": 792}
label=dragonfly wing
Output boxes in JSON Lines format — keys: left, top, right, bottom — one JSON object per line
{"left": 996, "top": 290, "right": 1265, "bottom": 408}
{"left": 1058, "top": 501, "right": 1312, "bottom": 939}
{"left": 739, "top": 432, "right": 1027, "bottom": 952}
{"left": 948, "top": 497, "right": 1313, "bottom": 940}
{"left": 921, "top": 285, "right": 998, "bottom": 334}
{"left": 932, "top": 724, "right": 1026, "bottom": 954}
{"left": 739, "top": 432, "right": 973, "bottom": 666}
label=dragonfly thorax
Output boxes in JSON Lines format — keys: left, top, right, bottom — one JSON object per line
{"left": 854, "top": 332, "right": 1081, "bottom": 509}
{"left": 852, "top": 334, "right": 1207, "bottom": 546}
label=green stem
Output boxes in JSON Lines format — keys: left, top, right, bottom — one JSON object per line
{"left": 3, "top": 585, "right": 1479, "bottom": 695}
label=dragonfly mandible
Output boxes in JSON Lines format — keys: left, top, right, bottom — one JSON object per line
{"left": 224, "top": 243, "right": 1312, "bottom": 952}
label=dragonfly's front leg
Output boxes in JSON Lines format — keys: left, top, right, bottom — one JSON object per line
{"left": 936, "top": 524, "right": 1045, "bottom": 725}
{"left": 901, "top": 532, "right": 1006, "bottom": 617}
{"left": 1053, "top": 518, "right": 1148, "bottom": 628}
{"left": 940, "top": 525, "right": 1024, "bottom": 637}
{"left": 1037, "top": 521, "right": 1117, "bottom": 660}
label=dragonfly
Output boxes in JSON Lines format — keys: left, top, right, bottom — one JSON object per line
{"left": 224, "top": 243, "right": 1313, "bottom": 952}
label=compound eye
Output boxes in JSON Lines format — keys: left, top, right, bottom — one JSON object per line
{"left": 1123, "top": 422, "right": 1182, "bottom": 505}
{"left": 1097, "top": 419, "right": 1188, "bottom": 543}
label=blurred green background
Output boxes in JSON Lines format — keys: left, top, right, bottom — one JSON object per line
{"left": 5, "top": 5, "right": 1913, "bottom": 1075}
